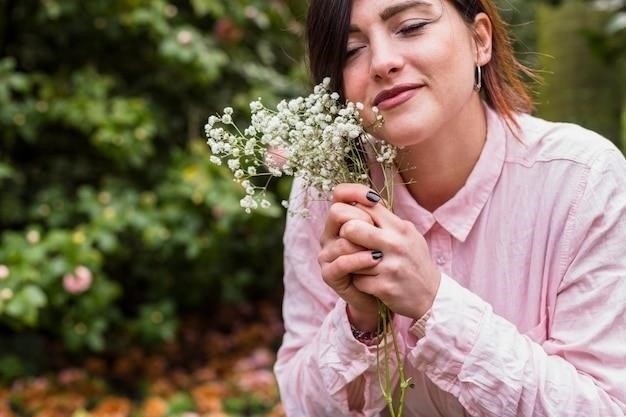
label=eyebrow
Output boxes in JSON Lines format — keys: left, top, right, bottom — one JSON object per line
{"left": 349, "top": 0, "right": 433, "bottom": 32}
{"left": 380, "top": 0, "right": 432, "bottom": 21}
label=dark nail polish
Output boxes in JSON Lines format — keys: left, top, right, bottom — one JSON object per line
{"left": 371, "top": 250, "right": 383, "bottom": 260}
{"left": 366, "top": 191, "right": 381, "bottom": 203}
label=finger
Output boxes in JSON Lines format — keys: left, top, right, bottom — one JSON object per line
{"left": 351, "top": 260, "right": 381, "bottom": 276}
{"left": 335, "top": 249, "right": 384, "bottom": 276}
{"left": 332, "top": 184, "right": 404, "bottom": 231}
{"left": 338, "top": 219, "right": 388, "bottom": 251}
{"left": 321, "top": 202, "right": 374, "bottom": 243}
{"left": 351, "top": 201, "right": 416, "bottom": 240}
{"left": 320, "top": 250, "right": 383, "bottom": 287}
{"left": 318, "top": 237, "right": 367, "bottom": 264}
{"left": 332, "top": 184, "right": 385, "bottom": 208}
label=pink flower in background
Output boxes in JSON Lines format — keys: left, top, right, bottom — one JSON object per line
{"left": 0, "top": 265, "right": 9, "bottom": 280}
{"left": 63, "top": 265, "right": 93, "bottom": 294}
{"left": 265, "top": 146, "right": 289, "bottom": 170}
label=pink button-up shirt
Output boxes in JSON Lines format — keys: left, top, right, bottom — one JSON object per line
{"left": 274, "top": 106, "right": 626, "bottom": 417}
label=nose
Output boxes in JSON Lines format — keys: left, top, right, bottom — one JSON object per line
{"left": 369, "top": 35, "right": 404, "bottom": 80}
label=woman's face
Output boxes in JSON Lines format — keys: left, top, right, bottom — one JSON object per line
{"left": 343, "top": 0, "right": 491, "bottom": 148}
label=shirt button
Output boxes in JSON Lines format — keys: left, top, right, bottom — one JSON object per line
{"left": 436, "top": 255, "right": 447, "bottom": 265}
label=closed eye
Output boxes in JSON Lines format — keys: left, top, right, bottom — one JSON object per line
{"left": 346, "top": 45, "right": 365, "bottom": 59}
{"left": 398, "top": 21, "right": 428, "bottom": 36}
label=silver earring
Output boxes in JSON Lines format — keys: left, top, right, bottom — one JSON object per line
{"left": 474, "top": 64, "right": 482, "bottom": 91}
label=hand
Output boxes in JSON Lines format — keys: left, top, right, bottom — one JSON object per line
{"left": 328, "top": 184, "right": 441, "bottom": 320}
{"left": 318, "top": 186, "right": 382, "bottom": 331}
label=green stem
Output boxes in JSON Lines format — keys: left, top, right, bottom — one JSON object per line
{"left": 373, "top": 159, "right": 410, "bottom": 415}
{"left": 375, "top": 300, "right": 412, "bottom": 417}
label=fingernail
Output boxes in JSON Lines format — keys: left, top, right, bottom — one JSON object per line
{"left": 371, "top": 250, "right": 383, "bottom": 260}
{"left": 366, "top": 191, "right": 381, "bottom": 203}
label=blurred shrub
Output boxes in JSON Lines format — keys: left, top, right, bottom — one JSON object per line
{"left": 0, "top": 0, "right": 306, "bottom": 375}
{"left": 534, "top": 1, "right": 624, "bottom": 147}
{"left": 588, "top": 0, "right": 626, "bottom": 149}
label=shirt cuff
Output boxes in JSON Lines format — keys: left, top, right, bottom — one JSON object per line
{"left": 406, "top": 273, "right": 488, "bottom": 390}
{"left": 408, "top": 308, "right": 432, "bottom": 340}
{"left": 318, "top": 299, "right": 383, "bottom": 395}
{"left": 331, "top": 299, "right": 381, "bottom": 361}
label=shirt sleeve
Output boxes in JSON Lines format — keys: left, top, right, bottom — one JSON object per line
{"left": 273, "top": 179, "right": 400, "bottom": 416}
{"left": 406, "top": 148, "right": 626, "bottom": 417}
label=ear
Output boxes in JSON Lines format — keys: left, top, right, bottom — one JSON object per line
{"left": 472, "top": 12, "right": 492, "bottom": 66}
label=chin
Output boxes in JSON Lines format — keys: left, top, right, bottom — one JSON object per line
{"left": 379, "top": 122, "right": 430, "bottom": 147}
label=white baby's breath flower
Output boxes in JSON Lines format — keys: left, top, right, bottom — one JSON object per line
{"left": 227, "top": 159, "right": 240, "bottom": 170}
{"left": 205, "top": 78, "right": 396, "bottom": 215}
{"left": 240, "top": 195, "right": 258, "bottom": 214}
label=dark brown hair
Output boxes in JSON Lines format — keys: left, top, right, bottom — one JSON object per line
{"left": 306, "top": 0, "right": 353, "bottom": 98}
{"left": 306, "top": 0, "right": 535, "bottom": 123}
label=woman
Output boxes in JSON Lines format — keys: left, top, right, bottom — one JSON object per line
{"left": 274, "top": 0, "right": 626, "bottom": 416}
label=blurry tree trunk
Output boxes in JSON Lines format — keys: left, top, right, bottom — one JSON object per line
{"left": 535, "top": 1, "right": 623, "bottom": 147}
{"left": 0, "top": 0, "right": 16, "bottom": 57}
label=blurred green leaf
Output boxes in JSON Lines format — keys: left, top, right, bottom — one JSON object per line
{"left": 0, "top": 0, "right": 296, "bottom": 370}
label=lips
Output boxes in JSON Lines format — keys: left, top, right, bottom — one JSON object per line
{"left": 373, "top": 84, "right": 421, "bottom": 110}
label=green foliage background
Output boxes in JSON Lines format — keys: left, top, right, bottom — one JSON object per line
{"left": 0, "top": 0, "right": 624, "bottom": 380}
{"left": 0, "top": 0, "right": 307, "bottom": 378}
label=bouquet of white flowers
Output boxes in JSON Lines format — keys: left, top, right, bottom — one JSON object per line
{"left": 205, "top": 77, "right": 411, "bottom": 416}
{"left": 205, "top": 77, "right": 396, "bottom": 214}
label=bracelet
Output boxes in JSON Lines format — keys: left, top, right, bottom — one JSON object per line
{"left": 351, "top": 325, "right": 383, "bottom": 346}
{"left": 347, "top": 307, "right": 393, "bottom": 346}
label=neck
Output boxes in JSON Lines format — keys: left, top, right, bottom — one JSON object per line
{"left": 397, "top": 105, "right": 488, "bottom": 212}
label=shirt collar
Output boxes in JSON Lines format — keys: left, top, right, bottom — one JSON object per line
{"left": 392, "top": 105, "right": 507, "bottom": 242}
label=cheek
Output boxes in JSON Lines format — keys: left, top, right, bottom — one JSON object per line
{"left": 342, "top": 67, "right": 367, "bottom": 104}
